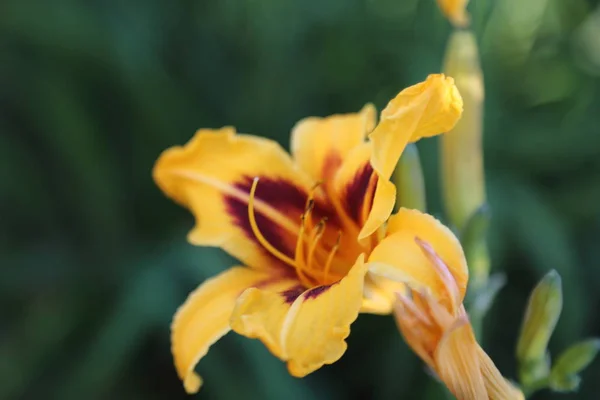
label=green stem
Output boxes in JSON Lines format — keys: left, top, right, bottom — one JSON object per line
{"left": 475, "top": 0, "right": 487, "bottom": 37}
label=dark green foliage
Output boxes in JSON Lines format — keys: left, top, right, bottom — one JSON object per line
{"left": 1, "top": 0, "right": 599, "bottom": 399}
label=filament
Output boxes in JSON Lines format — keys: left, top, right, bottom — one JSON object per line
{"left": 303, "top": 182, "right": 320, "bottom": 230}
{"left": 306, "top": 219, "right": 326, "bottom": 271}
{"left": 293, "top": 214, "right": 316, "bottom": 287}
{"left": 248, "top": 178, "right": 296, "bottom": 267}
{"left": 322, "top": 231, "right": 342, "bottom": 283}
{"left": 248, "top": 177, "right": 349, "bottom": 288}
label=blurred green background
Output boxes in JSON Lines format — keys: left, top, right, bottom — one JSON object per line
{"left": 2, "top": 0, "right": 600, "bottom": 399}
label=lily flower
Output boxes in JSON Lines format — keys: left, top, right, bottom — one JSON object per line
{"left": 385, "top": 236, "right": 523, "bottom": 400}
{"left": 153, "top": 74, "right": 462, "bottom": 393}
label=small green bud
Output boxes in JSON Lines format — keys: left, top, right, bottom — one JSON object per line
{"left": 516, "top": 270, "right": 563, "bottom": 385}
{"left": 548, "top": 338, "right": 600, "bottom": 392}
{"left": 549, "top": 374, "right": 581, "bottom": 393}
{"left": 393, "top": 143, "right": 426, "bottom": 212}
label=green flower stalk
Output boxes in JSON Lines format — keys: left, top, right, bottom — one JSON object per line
{"left": 441, "top": 30, "right": 489, "bottom": 290}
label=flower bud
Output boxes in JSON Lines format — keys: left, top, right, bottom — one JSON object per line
{"left": 549, "top": 374, "right": 581, "bottom": 393}
{"left": 441, "top": 30, "right": 485, "bottom": 233}
{"left": 441, "top": 30, "right": 489, "bottom": 290}
{"left": 393, "top": 143, "right": 426, "bottom": 212}
{"left": 516, "top": 270, "right": 563, "bottom": 385}
{"left": 549, "top": 339, "right": 600, "bottom": 392}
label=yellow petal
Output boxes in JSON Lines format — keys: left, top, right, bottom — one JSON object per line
{"left": 437, "top": 0, "right": 470, "bottom": 28}
{"left": 372, "top": 74, "right": 463, "bottom": 180}
{"left": 361, "top": 273, "right": 407, "bottom": 315}
{"left": 153, "top": 128, "right": 315, "bottom": 271}
{"left": 230, "top": 255, "right": 368, "bottom": 376}
{"left": 368, "top": 208, "right": 468, "bottom": 303}
{"left": 357, "top": 179, "right": 397, "bottom": 241}
{"left": 360, "top": 75, "right": 463, "bottom": 239}
{"left": 290, "top": 104, "right": 376, "bottom": 182}
{"left": 435, "top": 319, "right": 487, "bottom": 400}
{"left": 478, "top": 346, "right": 525, "bottom": 400}
{"left": 228, "top": 281, "right": 303, "bottom": 359}
{"left": 171, "top": 266, "right": 279, "bottom": 393}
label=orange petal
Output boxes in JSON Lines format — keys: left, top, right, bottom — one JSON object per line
{"left": 153, "top": 128, "right": 323, "bottom": 271}
{"left": 171, "top": 266, "right": 289, "bottom": 393}
{"left": 393, "top": 293, "right": 439, "bottom": 368}
{"left": 434, "top": 319, "right": 487, "bottom": 400}
{"left": 369, "top": 208, "right": 468, "bottom": 303}
{"left": 230, "top": 255, "right": 368, "bottom": 376}
{"left": 290, "top": 104, "right": 376, "bottom": 182}
{"left": 477, "top": 346, "right": 525, "bottom": 400}
{"left": 360, "top": 75, "right": 463, "bottom": 239}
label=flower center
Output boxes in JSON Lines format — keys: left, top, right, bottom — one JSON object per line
{"left": 248, "top": 177, "right": 358, "bottom": 287}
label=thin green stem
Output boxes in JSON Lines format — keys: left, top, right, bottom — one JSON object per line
{"left": 475, "top": 0, "right": 487, "bottom": 37}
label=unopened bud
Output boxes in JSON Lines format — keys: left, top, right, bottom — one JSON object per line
{"left": 441, "top": 30, "right": 485, "bottom": 232}
{"left": 516, "top": 270, "right": 563, "bottom": 385}
{"left": 393, "top": 143, "right": 426, "bottom": 212}
{"left": 549, "top": 374, "right": 580, "bottom": 393}
{"left": 441, "top": 30, "right": 490, "bottom": 292}
{"left": 549, "top": 339, "right": 600, "bottom": 392}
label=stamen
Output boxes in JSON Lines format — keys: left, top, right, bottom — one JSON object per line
{"left": 248, "top": 178, "right": 296, "bottom": 267}
{"left": 311, "top": 180, "right": 324, "bottom": 192}
{"left": 303, "top": 183, "right": 319, "bottom": 229}
{"left": 306, "top": 199, "right": 315, "bottom": 213}
{"left": 294, "top": 200, "right": 315, "bottom": 267}
{"left": 293, "top": 214, "right": 316, "bottom": 287}
{"left": 323, "top": 181, "right": 362, "bottom": 240}
{"left": 322, "top": 231, "right": 342, "bottom": 283}
{"left": 306, "top": 218, "right": 327, "bottom": 271}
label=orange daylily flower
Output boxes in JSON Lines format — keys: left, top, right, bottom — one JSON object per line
{"left": 153, "top": 74, "right": 462, "bottom": 393}
{"left": 387, "top": 236, "right": 524, "bottom": 400}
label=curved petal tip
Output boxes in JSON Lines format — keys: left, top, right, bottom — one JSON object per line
{"left": 183, "top": 373, "right": 202, "bottom": 394}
